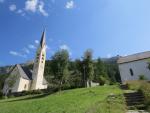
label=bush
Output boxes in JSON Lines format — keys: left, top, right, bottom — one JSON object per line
{"left": 0, "top": 91, "right": 3, "bottom": 99}
{"left": 11, "top": 90, "right": 44, "bottom": 97}
{"left": 127, "top": 80, "right": 150, "bottom": 112}
{"left": 140, "top": 82, "right": 150, "bottom": 109}
{"left": 126, "top": 80, "right": 145, "bottom": 90}
{"left": 99, "top": 76, "right": 106, "bottom": 85}
{"left": 139, "top": 75, "right": 147, "bottom": 80}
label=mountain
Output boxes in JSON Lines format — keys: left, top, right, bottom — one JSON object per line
{"left": 102, "top": 55, "right": 121, "bottom": 64}
{"left": 0, "top": 60, "right": 34, "bottom": 75}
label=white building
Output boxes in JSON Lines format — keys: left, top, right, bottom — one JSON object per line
{"left": 117, "top": 51, "right": 150, "bottom": 83}
{"left": 3, "top": 30, "right": 48, "bottom": 94}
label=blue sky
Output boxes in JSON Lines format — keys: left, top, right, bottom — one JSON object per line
{"left": 1, "top": 0, "right": 150, "bottom": 66}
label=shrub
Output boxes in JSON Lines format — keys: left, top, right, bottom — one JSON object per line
{"left": 126, "top": 80, "right": 145, "bottom": 90}
{"left": 0, "top": 91, "right": 3, "bottom": 99}
{"left": 139, "top": 75, "right": 147, "bottom": 80}
{"left": 99, "top": 76, "right": 106, "bottom": 85}
{"left": 127, "top": 80, "right": 150, "bottom": 112}
{"left": 140, "top": 82, "right": 150, "bottom": 108}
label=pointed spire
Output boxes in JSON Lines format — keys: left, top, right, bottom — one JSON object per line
{"left": 40, "top": 29, "right": 46, "bottom": 48}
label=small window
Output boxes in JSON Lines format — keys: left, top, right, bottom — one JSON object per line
{"left": 130, "top": 68, "right": 134, "bottom": 76}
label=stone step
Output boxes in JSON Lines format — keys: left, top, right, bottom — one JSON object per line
{"left": 125, "top": 95, "right": 144, "bottom": 98}
{"left": 127, "top": 102, "right": 145, "bottom": 106}
{"left": 124, "top": 91, "right": 146, "bottom": 109}
{"left": 124, "top": 92, "right": 143, "bottom": 96}
{"left": 126, "top": 98, "right": 144, "bottom": 102}
{"left": 120, "top": 84, "right": 129, "bottom": 90}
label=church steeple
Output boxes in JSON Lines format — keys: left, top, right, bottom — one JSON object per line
{"left": 40, "top": 29, "right": 46, "bottom": 48}
{"left": 31, "top": 29, "right": 47, "bottom": 90}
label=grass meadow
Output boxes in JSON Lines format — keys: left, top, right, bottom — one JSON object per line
{"left": 0, "top": 85, "right": 126, "bottom": 113}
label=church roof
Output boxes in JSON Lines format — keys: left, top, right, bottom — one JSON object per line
{"left": 117, "top": 51, "right": 150, "bottom": 64}
{"left": 40, "top": 29, "right": 46, "bottom": 48}
{"left": 21, "top": 66, "right": 32, "bottom": 80}
{"left": 17, "top": 64, "right": 32, "bottom": 80}
{"left": 9, "top": 64, "right": 48, "bottom": 85}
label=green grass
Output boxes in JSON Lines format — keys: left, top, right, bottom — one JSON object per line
{"left": 0, "top": 85, "right": 126, "bottom": 113}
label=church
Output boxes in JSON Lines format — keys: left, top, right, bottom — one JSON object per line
{"left": 117, "top": 51, "right": 150, "bottom": 83}
{"left": 3, "top": 30, "right": 48, "bottom": 95}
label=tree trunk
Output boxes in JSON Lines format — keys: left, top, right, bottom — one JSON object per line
{"left": 89, "top": 80, "right": 91, "bottom": 87}
{"left": 59, "top": 79, "right": 63, "bottom": 92}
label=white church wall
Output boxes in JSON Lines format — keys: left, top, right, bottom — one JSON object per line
{"left": 3, "top": 66, "right": 31, "bottom": 94}
{"left": 3, "top": 67, "right": 20, "bottom": 94}
{"left": 119, "top": 59, "right": 150, "bottom": 82}
{"left": 3, "top": 76, "right": 20, "bottom": 94}
{"left": 17, "top": 78, "right": 31, "bottom": 92}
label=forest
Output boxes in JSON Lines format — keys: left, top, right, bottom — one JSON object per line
{"left": 0, "top": 49, "right": 121, "bottom": 92}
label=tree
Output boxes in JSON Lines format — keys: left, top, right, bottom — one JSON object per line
{"left": 0, "top": 74, "right": 8, "bottom": 91}
{"left": 68, "top": 59, "right": 83, "bottom": 88}
{"left": 83, "top": 49, "right": 94, "bottom": 87}
{"left": 94, "top": 58, "right": 109, "bottom": 85}
{"left": 51, "top": 49, "right": 70, "bottom": 91}
{"left": 105, "top": 63, "right": 121, "bottom": 84}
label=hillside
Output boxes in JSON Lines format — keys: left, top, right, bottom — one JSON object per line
{"left": 0, "top": 85, "right": 126, "bottom": 113}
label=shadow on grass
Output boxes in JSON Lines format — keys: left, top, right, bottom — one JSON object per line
{"left": 3, "top": 93, "right": 51, "bottom": 103}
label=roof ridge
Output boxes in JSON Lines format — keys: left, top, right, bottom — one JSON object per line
{"left": 16, "top": 64, "right": 31, "bottom": 80}
{"left": 118, "top": 51, "right": 150, "bottom": 64}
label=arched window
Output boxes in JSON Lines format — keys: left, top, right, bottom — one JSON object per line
{"left": 24, "top": 84, "right": 27, "bottom": 89}
{"left": 129, "top": 68, "right": 134, "bottom": 76}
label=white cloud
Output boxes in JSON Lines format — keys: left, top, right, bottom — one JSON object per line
{"left": 38, "top": 1, "right": 48, "bottom": 16}
{"left": 60, "top": 44, "right": 72, "bottom": 56}
{"left": 9, "top": 51, "right": 26, "bottom": 58}
{"left": 28, "top": 44, "right": 36, "bottom": 49}
{"left": 23, "top": 48, "right": 30, "bottom": 54}
{"left": 17, "top": 9, "right": 23, "bottom": 14}
{"left": 25, "top": 0, "right": 48, "bottom": 16}
{"left": 16, "top": 9, "right": 26, "bottom": 16}
{"left": 25, "top": 0, "right": 38, "bottom": 12}
{"left": 35, "top": 40, "right": 39, "bottom": 44}
{"left": 0, "top": 0, "right": 4, "bottom": 3}
{"left": 9, "top": 51, "right": 18, "bottom": 56}
{"left": 60, "top": 44, "right": 69, "bottom": 50}
{"left": 46, "top": 45, "right": 50, "bottom": 50}
{"left": 65, "top": 1, "right": 75, "bottom": 9}
{"left": 9, "top": 4, "right": 17, "bottom": 11}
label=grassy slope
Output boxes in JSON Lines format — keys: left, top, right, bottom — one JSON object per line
{"left": 0, "top": 86, "right": 126, "bottom": 113}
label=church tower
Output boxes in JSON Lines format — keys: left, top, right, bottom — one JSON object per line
{"left": 31, "top": 30, "right": 47, "bottom": 90}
